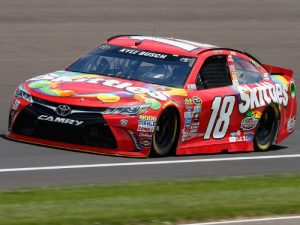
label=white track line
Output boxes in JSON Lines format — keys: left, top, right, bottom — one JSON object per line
{"left": 182, "top": 215, "right": 300, "bottom": 225}
{"left": 1, "top": 154, "right": 300, "bottom": 173}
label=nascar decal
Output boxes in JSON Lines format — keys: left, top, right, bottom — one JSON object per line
{"left": 236, "top": 82, "right": 288, "bottom": 114}
{"left": 192, "top": 96, "right": 202, "bottom": 105}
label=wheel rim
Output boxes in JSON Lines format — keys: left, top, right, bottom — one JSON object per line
{"left": 255, "top": 107, "right": 277, "bottom": 149}
{"left": 153, "top": 109, "right": 178, "bottom": 156}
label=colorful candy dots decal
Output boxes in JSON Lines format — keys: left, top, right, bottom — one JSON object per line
{"left": 166, "top": 88, "right": 188, "bottom": 97}
{"left": 145, "top": 98, "right": 161, "bottom": 110}
{"left": 28, "top": 80, "right": 75, "bottom": 97}
{"left": 96, "top": 93, "right": 120, "bottom": 103}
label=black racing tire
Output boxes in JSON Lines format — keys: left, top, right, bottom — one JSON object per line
{"left": 254, "top": 105, "right": 279, "bottom": 151}
{"left": 151, "top": 108, "right": 179, "bottom": 157}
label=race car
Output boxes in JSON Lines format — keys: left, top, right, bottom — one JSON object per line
{"left": 6, "top": 35, "right": 297, "bottom": 157}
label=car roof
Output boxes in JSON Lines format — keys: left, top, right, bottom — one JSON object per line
{"left": 106, "top": 35, "right": 219, "bottom": 57}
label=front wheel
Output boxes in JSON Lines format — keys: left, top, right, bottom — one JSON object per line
{"left": 254, "top": 105, "right": 279, "bottom": 151}
{"left": 151, "top": 108, "right": 179, "bottom": 157}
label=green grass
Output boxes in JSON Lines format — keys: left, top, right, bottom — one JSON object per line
{"left": 1, "top": 174, "right": 300, "bottom": 225}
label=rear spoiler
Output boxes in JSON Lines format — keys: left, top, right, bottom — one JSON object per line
{"left": 263, "top": 64, "right": 293, "bottom": 78}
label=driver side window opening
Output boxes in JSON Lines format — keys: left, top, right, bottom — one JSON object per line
{"left": 196, "top": 55, "right": 232, "bottom": 89}
{"left": 233, "top": 56, "right": 263, "bottom": 85}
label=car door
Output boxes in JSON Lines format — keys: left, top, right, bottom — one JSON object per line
{"left": 181, "top": 51, "right": 243, "bottom": 153}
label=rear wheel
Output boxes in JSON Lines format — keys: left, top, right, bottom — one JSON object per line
{"left": 152, "top": 108, "right": 179, "bottom": 157}
{"left": 254, "top": 105, "right": 279, "bottom": 151}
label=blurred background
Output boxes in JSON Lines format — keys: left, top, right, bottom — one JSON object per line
{"left": 0, "top": 2, "right": 299, "bottom": 224}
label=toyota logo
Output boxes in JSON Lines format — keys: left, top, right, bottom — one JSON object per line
{"left": 55, "top": 105, "right": 72, "bottom": 117}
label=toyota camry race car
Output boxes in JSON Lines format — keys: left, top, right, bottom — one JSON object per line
{"left": 6, "top": 35, "right": 297, "bottom": 157}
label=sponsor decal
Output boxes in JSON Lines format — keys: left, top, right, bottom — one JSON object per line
{"left": 214, "top": 50, "right": 223, "bottom": 54}
{"left": 12, "top": 100, "right": 20, "bottom": 110}
{"left": 140, "top": 138, "right": 152, "bottom": 147}
{"left": 139, "top": 115, "right": 156, "bottom": 121}
{"left": 229, "top": 137, "right": 236, "bottom": 142}
{"left": 184, "top": 98, "right": 193, "bottom": 104}
{"left": 120, "top": 119, "right": 128, "bottom": 126}
{"left": 229, "top": 65, "right": 235, "bottom": 71}
{"left": 184, "top": 126, "right": 190, "bottom": 132}
{"left": 263, "top": 73, "right": 270, "bottom": 81}
{"left": 137, "top": 115, "right": 156, "bottom": 132}
{"left": 287, "top": 117, "right": 296, "bottom": 133}
{"left": 193, "top": 105, "right": 201, "bottom": 114}
{"left": 180, "top": 58, "right": 193, "bottom": 63}
{"left": 99, "top": 44, "right": 111, "bottom": 50}
{"left": 240, "top": 114, "right": 259, "bottom": 131}
{"left": 290, "top": 81, "right": 296, "bottom": 98}
{"left": 245, "top": 135, "right": 254, "bottom": 142}
{"left": 236, "top": 82, "right": 288, "bottom": 114}
{"left": 236, "top": 136, "right": 246, "bottom": 142}
{"left": 187, "top": 84, "right": 196, "bottom": 90}
{"left": 230, "top": 130, "right": 241, "bottom": 137}
{"left": 192, "top": 96, "right": 202, "bottom": 105}
{"left": 139, "top": 133, "right": 152, "bottom": 138}
{"left": 184, "top": 110, "right": 193, "bottom": 118}
{"left": 193, "top": 113, "right": 200, "bottom": 123}
{"left": 29, "top": 74, "right": 170, "bottom": 101}
{"left": 230, "top": 130, "right": 247, "bottom": 142}
{"left": 232, "top": 80, "right": 239, "bottom": 86}
{"left": 184, "top": 118, "right": 192, "bottom": 126}
{"left": 229, "top": 64, "right": 239, "bottom": 85}
{"left": 37, "top": 115, "right": 83, "bottom": 126}
{"left": 181, "top": 131, "right": 188, "bottom": 142}
{"left": 249, "top": 58, "right": 260, "bottom": 68}
{"left": 186, "top": 105, "right": 193, "bottom": 110}
{"left": 244, "top": 131, "right": 255, "bottom": 135}
{"left": 189, "top": 122, "right": 199, "bottom": 133}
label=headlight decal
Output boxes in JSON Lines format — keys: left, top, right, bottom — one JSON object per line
{"left": 15, "top": 85, "right": 33, "bottom": 103}
{"left": 102, "top": 104, "right": 150, "bottom": 116}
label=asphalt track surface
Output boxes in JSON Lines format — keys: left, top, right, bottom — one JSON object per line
{"left": 0, "top": 0, "right": 300, "bottom": 194}
{"left": 185, "top": 215, "right": 300, "bottom": 225}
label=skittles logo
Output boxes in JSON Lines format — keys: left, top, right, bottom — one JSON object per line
{"left": 27, "top": 71, "right": 188, "bottom": 110}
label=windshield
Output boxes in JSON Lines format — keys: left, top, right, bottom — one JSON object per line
{"left": 66, "top": 44, "right": 196, "bottom": 88}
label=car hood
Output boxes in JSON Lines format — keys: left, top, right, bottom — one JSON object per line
{"left": 24, "top": 70, "right": 188, "bottom": 108}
